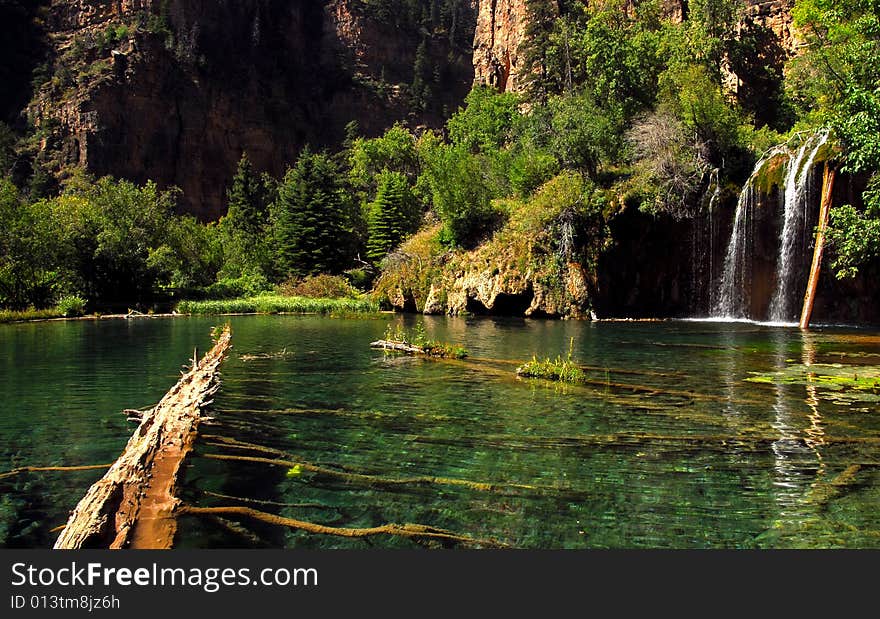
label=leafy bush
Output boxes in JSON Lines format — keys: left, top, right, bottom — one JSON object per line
{"left": 417, "top": 139, "right": 502, "bottom": 248}
{"left": 56, "top": 295, "right": 86, "bottom": 317}
{"left": 276, "top": 274, "right": 360, "bottom": 299}
{"left": 447, "top": 86, "right": 521, "bottom": 151}
{"left": 204, "top": 272, "right": 271, "bottom": 299}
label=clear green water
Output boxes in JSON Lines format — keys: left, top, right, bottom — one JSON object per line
{"left": 2, "top": 315, "right": 880, "bottom": 548}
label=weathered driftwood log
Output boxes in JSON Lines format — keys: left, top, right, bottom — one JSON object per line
{"left": 370, "top": 339, "right": 425, "bottom": 354}
{"left": 54, "top": 325, "right": 232, "bottom": 549}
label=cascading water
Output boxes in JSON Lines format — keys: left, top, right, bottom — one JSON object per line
{"left": 693, "top": 169, "right": 721, "bottom": 315}
{"left": 712, "top": 149, "right": 783, "bottom": 318}
{"left": 767, "top": 131, "right": 828, "bottom": 322}
{"left": 711, "top": 131, "right": 828, "bottom": 321}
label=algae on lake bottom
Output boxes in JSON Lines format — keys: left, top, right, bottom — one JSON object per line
{"left": 745, "top": 363, "right": 880, "bottom": 404}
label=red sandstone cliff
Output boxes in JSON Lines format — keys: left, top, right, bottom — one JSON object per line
{"left": 22, "top": 0, "right": 476, "bottom": 219}
{"left": 472, "top": 0, "right": 539, "bottom": 93}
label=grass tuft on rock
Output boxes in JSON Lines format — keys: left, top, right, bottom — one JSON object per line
{"left": 516, "top": 338, "right": 586, "bottom": 383}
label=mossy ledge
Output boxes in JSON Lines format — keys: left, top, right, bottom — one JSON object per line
{"left": 372, "top": 173, "right": 602, "bottom": 319}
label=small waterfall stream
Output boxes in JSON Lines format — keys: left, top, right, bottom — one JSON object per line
{"left": 712, "top": 146, "right": 785, "bottom": 318}
{"left": 712, "top": 132, "right": 828, "bottom": 321}
{"left": 768, "top": 132, "right": 828, "bottom": 322}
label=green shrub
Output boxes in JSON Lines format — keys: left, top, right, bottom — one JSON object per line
{"left": 204, "top": 272, "right": 271, "bottom": 299}
{"left": 56, "top": 295, "right": 86, "bottom": 317}
{"left": 276, "top": 274, "right": 359, "bottom": 299}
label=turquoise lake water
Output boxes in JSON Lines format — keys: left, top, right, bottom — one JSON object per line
{"left": 2, "top": 315, "right": 879, "bottom": 548}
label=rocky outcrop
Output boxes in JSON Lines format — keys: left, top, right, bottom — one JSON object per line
{"left": 744, "top": 0, "right": 797, "bottom": 52}
{"left": 374, "top": 173, "right": 599, "bottom": 319}
{"left": 380, "top": 242, "right": 592, "bottom": 319}
{"left": 21, "top": 0, "right": 476, "bottom": 219}
{"left": 472, "top": 0, "right": 540, "bottom": 93}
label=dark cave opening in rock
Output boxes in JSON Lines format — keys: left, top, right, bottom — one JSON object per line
{"left": 466, "top": 291, "right": 533, "bottom": 316}
{"left": 401, "top": 294, "right": 417, "bottom": 313}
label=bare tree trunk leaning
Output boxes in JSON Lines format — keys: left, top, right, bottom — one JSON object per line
{"left": 54, "top": 325, "right": 232, "bottom": 549}
{"left": 799, "top": 162, "right": 837, "bottom": 330}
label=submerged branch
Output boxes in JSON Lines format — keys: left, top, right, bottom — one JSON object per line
{"left": 808, "top": 463, "right": 864, "bottom": 509}
{"left": 202, "top": 451, "right": 539, "bottom": 494}
{"left": 177, "top": 505, "right": 507, "bottom": 548}
{"left": 0, "top": 464, "right": 111, "bottom": 480}
{"left": 202, "top": 490, "right": 333, "bottom": 510}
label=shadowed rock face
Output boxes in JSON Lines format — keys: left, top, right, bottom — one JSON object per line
{"left": 22, "top": 0, "right": 476, "bottom": 219}
{"left": 596, "top": 171, "right": 880, "bottom": 325}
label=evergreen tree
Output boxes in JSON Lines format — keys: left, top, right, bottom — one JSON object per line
{"left": 226, "top": 153, "right": 271, "bottom": 236}
{"left": 366, "top": 170, "right": 419, "bottom": 262}
{"left": 518, "top": 0, "right": 561, "bottom": 101}
{"left": 272, "top": 149, "right": 357, "bottom": 277}
{"left": 412, "top": 38, "right": 431, "bottom": 112}
{"left": 219, "top": 153, "right": 274, "bottom": 278}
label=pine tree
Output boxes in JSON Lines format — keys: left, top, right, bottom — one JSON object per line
{"left": 272, "top": 149, "right": 356, "bottom": 277}
{"left": 226, "top": 152, "right": 270, "bottom": 236}
{"left": 518, "top": 0, "right": 560, "bottom": 101}
{"left": 365, "top": 171, "right": 418, "bottom": 262}
{"left": 412, "top": 38, "right": 430, "bottom": 112}
{"left": 220, "top": 152, "right": 274, "bottom": 277}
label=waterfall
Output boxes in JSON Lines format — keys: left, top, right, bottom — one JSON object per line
{"left": 712, "top": 131, "right": 828, "bottom": 321}
{"left": 713, "top": 183, "right": 750, "bottom": 317}
{"left": 712, "top": 150, "right": 782, "bottom": 318}
{"left": 693, "top": 169, "right": 721, "bottom": 315}
{"left": 768, "top": 131, "right": 828, "bottom": 322}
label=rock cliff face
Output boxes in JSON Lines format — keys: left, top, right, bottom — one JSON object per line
{"left": 21, "top": 0, "right": 476, "bottom": 218}
{"left": 472, "top": 0, "right": 539, "bottom": 93}
{"left": 471, "top": 0, "right": 795, "bottom": 95}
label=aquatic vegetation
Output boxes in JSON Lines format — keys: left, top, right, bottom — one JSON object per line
{"left": 176, "top": 295, "right": 379, "bottom": 316}
{"left": 745, "top": 363, "right": 880, "bottom": 404}
{"left": 0, "top": 308, "right": 64, "bottom": 323}
{"left": 56, "top": 295, "right": 86, "bottom": 317}
{"left": 516, "top": 338, "right": 587, "bottom": 384}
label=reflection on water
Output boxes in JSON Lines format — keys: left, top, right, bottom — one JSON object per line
{"left": 769, "top": 329, "right": 820, "bottom": 526}
{"left": 2, "top": 315, "right": 880, "bottom": 548}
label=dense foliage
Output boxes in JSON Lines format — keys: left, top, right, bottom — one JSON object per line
{"left": 2, "top": 0, "right": 879, "bottom": 313}
{"left": 789, "top": 0, "right": 880, "bottom": 277}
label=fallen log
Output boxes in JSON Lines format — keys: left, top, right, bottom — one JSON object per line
{"left": 53, "top": 325, "right": 232, "bottom": 549}
{"left": 370, "top": 339, "right": 467, "bottom": 359}
{"left": 800, "top": 161, "right": 837, "bottom": 330}
{"left": 370, "top": 339, "right": 424, "bottom": 354}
